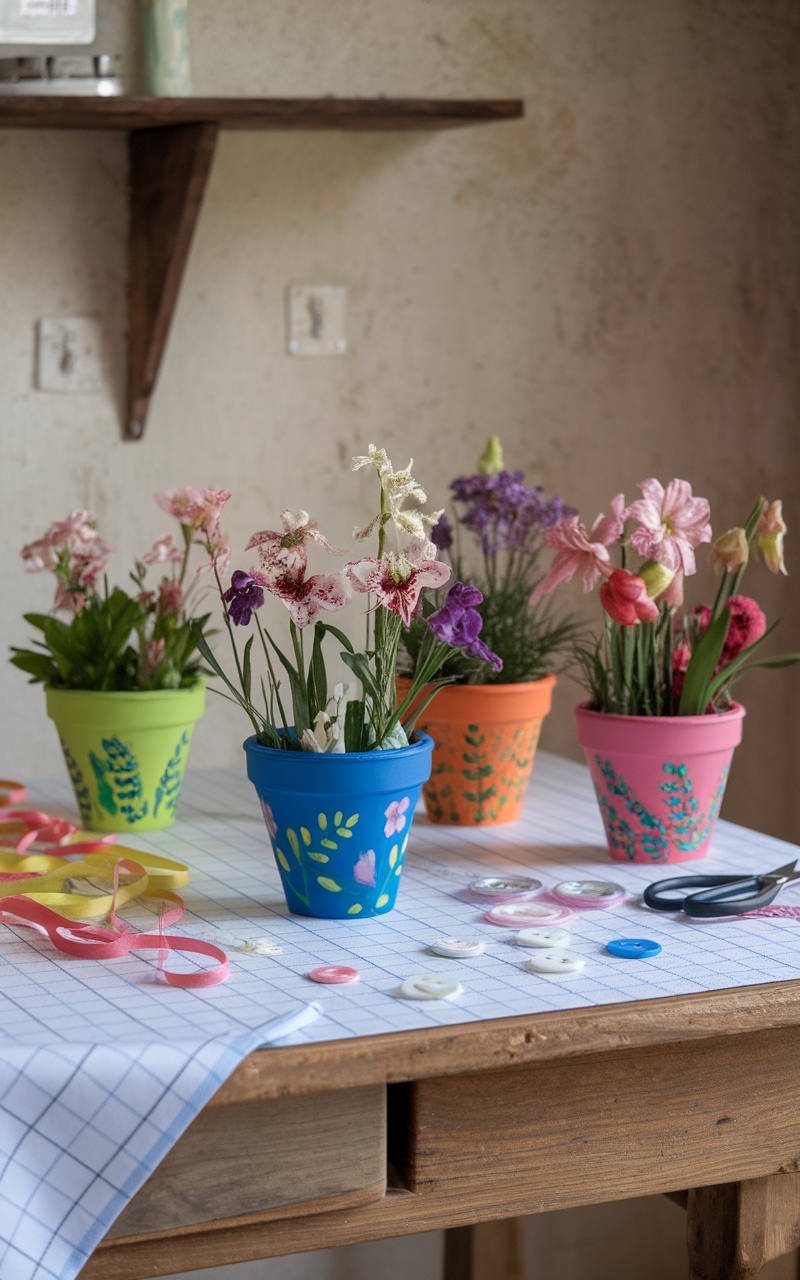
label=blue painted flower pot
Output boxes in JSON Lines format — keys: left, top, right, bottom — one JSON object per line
{"left": 244, "top": 733, "right": 434, "bottom": 918}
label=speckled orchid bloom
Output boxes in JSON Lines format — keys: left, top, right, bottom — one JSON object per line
{"left": 246, "top": 510, "right": 342, "bottom": 584}
{"left": 344, "top": 537, "right": 451, "bottom": 627}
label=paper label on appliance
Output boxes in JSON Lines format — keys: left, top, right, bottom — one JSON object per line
{"left": 19, "top": 0, "right": 78, "bottom": 15}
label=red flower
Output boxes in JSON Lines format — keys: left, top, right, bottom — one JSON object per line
{"left": 599, "top": 570, "right": 659, "bottom": 627}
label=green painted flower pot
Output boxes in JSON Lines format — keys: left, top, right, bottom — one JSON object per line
{"left": 45, "top": 684, "right": 205, "bottom": 833}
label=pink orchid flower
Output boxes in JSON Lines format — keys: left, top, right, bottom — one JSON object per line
{"left": 599, "top": 569, "right": 659, "bottom": 626}
{"left": 22, "top": 511, "right": 113, "bottom": 574}
{"left": 529, "top": 496, "right": 624, "bottom": 604}
{"left": 142, "top": 535, "right": 184, "bottom": 565}
{"left": 155, "top": 487, "right": 231, "bottom": 535}
{"left": 196, "top": 528, "right": 232, "bottom": 577}
{"left": 384, "top": 796, "right": 410, "bottom": 838}
{"left": 246, "top": 511, "right": 343, "bottom": 585}
{"left": 353, "top": 849, "right": 377, "bottom": 887}
{"left": 625, "top": 479, "right": 712, "bottom": 575}
{"left": 269, "top": 568, "right": 350, "bottom": 628}
{"left": 345, "top": 538, "right": 450, "bottom": 627}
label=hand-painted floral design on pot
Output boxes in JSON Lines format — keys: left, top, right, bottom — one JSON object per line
{"left": 245, "top": 732, "right": 433, "bottom": 917}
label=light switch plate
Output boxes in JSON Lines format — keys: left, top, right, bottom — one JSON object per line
{"left": 37, "top": 317, "right": 103, "bottom": 392}
{"left": 286, "top": 285, "right": 347, "bottom": 356}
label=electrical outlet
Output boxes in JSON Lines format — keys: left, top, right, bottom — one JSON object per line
{"left": 286, "top": 285, "right": 347, "bottom": 356}
{"left": 37, "top": 317, "right": 103, "bottom": 392}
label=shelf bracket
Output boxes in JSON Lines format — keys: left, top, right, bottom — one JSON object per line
{"left": 127, "top": 121, "right": 219, "bottom": 440}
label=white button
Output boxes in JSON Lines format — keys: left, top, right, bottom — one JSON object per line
{"left": 468, "top": 876, "right": 543, "bottom": 899}
{"left": 399, "top": 974, "right": 464, "bottom": 1000}
{"left": 516, "top": 927, "right": 571, "bottom": 949}
{"left": 429, "top": 938, "right": 486, "bottom": 959}
{"left": 525, "top": 951, "right": 585, "bottom": 975}
{"left": 484, "top": 901, "right": 574, "bottom": 927}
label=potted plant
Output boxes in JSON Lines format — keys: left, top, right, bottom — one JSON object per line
{"left": 398, "top": 437, "right": 579, "bottom": 825}
{"left": 532, "top": 480, "right": 799, "bottom": 862}
{"left": 10, "top": 489, "right": 229, "bottom": 832}
{"left": 197, "top": 445, "right": 498, "bottom": 918}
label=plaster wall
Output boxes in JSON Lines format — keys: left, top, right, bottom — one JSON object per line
{"left": 1, "top": 3, "right": 799, "bottom": 1275}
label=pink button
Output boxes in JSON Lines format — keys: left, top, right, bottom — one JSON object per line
{"left": 308, "top": 965, "right": 360, "bottom": 985}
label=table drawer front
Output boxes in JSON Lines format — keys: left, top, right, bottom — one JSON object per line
{"left": 408, "top": 1026, "right": 800, "bottom": 1215}
{"left": 108, "top": 1083, "right": 386, "bottom": 1239}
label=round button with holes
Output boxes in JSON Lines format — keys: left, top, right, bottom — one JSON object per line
{"left": 525, "top": 950, "right": 585, "bottom": 975}
{"left": 308, "top": 965, "right": 360, "bottom": 985}
{"left": 429, "top": 938, "right": 485, "bottom": 959}
{"left": 516, "top": 926, "right": 572, "bottom": 949}
{"left": 399, "top": 974, "right": 464, "bottom": 1001}
{"left": 606, "top": 938, "right": 662, "bottom": 960}
{"left": 550, "top": 879, "right": 626, "bottom": 909}
{"left": 467, "top": 876, "right": 543, "bottom": 901}
{"left": 484, "top": 900, "right": 574, "bottom": 928}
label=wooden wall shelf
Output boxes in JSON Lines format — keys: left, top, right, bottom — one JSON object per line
{"left": 0, "top": 96, "right": 524, "bottom": 439}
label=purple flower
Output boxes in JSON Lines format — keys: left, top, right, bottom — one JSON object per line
{"left": 427, "top": 581, "right": 503, "bottom": 671}
{"left": 449, "top": 470, "right": 576, "bottom": 558}
{"left": 223, "top": 569, "right": 265, "bottom": 626}
{"left": 430, "top": 513, "right": 453, "bottom": 552}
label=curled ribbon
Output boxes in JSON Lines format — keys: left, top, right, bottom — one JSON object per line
{"left": 0, "top": 806, "right": 228, "bottom": 987}
{"left": 0, "top": 780, "right": 28, "bottom": 808}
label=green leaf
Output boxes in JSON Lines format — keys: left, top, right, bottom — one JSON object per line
{"left": 679, "top": 610, "right": 731, "bottom": 715}
{"left": 318, "top": 622, "right": 355, "bottom": 655}
{"left": 344, "top": 698, "right": 367, "bottom": 752}
{"left": 341, "top": 651, "right": 380, "bottom": 703}
{"left": 242, "top": 634, "right": 254, "bottom": 705}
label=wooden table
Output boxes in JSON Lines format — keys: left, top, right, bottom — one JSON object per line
{"left": 78, "top": 975, "right": 800, "bottom": 1280}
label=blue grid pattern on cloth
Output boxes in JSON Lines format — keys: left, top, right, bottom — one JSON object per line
{"left": 3, "top": 752, "right": 800, "bottom": 1279}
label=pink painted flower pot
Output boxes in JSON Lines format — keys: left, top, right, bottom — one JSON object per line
{"left": 575, "top": 702, "right": 746, "bottom": 863}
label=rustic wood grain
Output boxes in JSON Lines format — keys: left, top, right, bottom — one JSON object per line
{"left": 407, "top": 1026, "right": 800, "bottom": 1212}
{"left": 81, "top": 1021, "right": 800, "bottom": 1280}
{"left": 208, "top": 981, "right": 800, "bottom": 1103}
{"left": 107, "top": 1085, "right": 385, "bottom": 1240}
{"left": 444, "top": 1219, "right": 524, "bottom": 1280}
{"left": 0, "top": 96, "right": 524, "bottom": 131}
{"left": 127, "top": 121, "right": 217, "bottom": 438}
{"left": 687, "top": 1180, "right": 770, "bottom": 1280}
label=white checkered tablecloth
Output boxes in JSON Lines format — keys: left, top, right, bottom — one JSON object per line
{"left": 3, "top": 752, "right": 800, "bottom": 1280}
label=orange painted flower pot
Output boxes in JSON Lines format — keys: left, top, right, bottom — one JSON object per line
{"left": 397, "top": 675, "right": 556, "bottom": 826}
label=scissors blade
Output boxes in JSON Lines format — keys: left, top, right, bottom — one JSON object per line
{"left": 763, "top": 860, "right": 800, "bottom": 885}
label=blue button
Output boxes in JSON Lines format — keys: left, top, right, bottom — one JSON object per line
{"left": 606, "top": 937, "right": 662, "bottom": 960}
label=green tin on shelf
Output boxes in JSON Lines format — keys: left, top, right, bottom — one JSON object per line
{"left": 45, "top": 683, "right": 205, "bottom": 833}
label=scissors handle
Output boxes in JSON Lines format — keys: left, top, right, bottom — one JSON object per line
{"left": 644, "top": 874, "right": 783, "bottom": 918}
{"left": 643, "top": 875, "right": 747, "bottom": 912}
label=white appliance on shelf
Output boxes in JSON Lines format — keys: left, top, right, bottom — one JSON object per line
{"left": 0, "top": 0, "right": 95, "bottom": 45}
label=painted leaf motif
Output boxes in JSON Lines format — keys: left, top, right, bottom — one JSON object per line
{"left": 318, "top": 813, "right": 328, "bottom": 830}
{"left": 317, "top": 876, "right": 342, "bottom": 892}
{"left": 275, "top": 847, "right": 291, "bottom": 872}
{"left": 388, "top": 845, "right": 399, "bottom": 869}
{"left": 287, "top": 829, "right": 301, "bottom": 862}
{"left": 347, "top": 904, "right": 363, "bottom": 915}
{"left": 345, "top": 814, "right": 359, "bottom": 828}
{"left": 300, "top": 827, "right": 312, "bottom": 846}
{"left": 308, "top": 851, "right": 329, "bottom": 863}
{"left": 376, "top": 894, "right": 389, "bottom": 908}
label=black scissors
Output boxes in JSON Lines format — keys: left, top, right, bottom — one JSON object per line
{"left": 643, "top": 861, "right": 800, "bottom": 919}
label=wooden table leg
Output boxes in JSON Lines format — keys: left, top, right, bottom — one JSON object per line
{"left": 687, "top": 1179, "right": 770, "bottom": 1280}
{"left": 444, "top": 1217, "right": 524, "bottom": 1280}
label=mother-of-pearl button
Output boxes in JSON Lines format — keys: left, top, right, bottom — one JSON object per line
{"left": 550, "top": 879, "right": 626, "bottom": 908}
{"left": 525, "top": 950, "right": 585, "bottom": 974}
{"left": 484, "top": 900, "right": 574, "bottom": 928}
{"left": 399, "top": 974, "right": 464, "bottom": 1000}
{"left": 516, "top": 926, "right": 571, "bottom": 949}
{"left": 429, "top": 938, "right": 485, "bottom": 959}
{"left": 468, "top": 876, "right": 543, "bottom": 900}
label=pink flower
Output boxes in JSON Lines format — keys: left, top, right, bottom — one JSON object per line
{"left": 269, "top": 569, "right": 350, "bottom": 628}
{"left": 755, "top": 500, "right": 787, "bottom": 575}
{"left": 52, "top": 581, "right": 86, "bottom": 614}
{"left": 529, "top": 502, "right": 622, "bottom": 604}
{"left": 158, "top": 580, "right": 183, "bottom": 616}
{"left": 260, "top": 799, "right": 278, "bottom": 840}
{"left": 626, "top": 479, "right": 712, "bottom": 575}
{"left": 345, "top": 538, "right": 450, "bottom": 627}
{"left": 672, "top": 638, "right": 692, "bottom": 703}
{"left": 22, "top": 511, "right": 113, "bottom": 575}
{"left": 139, "top": 637, "right": 166, "bottom": 681}
{"left": 353, "top": 849, "right": 377, "bottom": 887}
{"left": 196, "top": 528, "right": 232, "bottom": 577}
{"left": 384, "top": 796, "right": 410, "bottom": 838}
{"left": 599, "top": 570, "right": 659, "bottom": 626}
{"left": 155, "top": 487, "right": 231, "bottom": 535}
{"left": 142, "top": 535, "right": 184, "bottom": 565}
{"left": 696, "top": 596, "right": 767, "bottom": 665}
{"left": 246, "top": 511, "right": 342, "bottom": 585}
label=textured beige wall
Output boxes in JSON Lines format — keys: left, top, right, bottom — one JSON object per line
{"left": 2, "top": 0, "right": 798, "bottom": 840}
{"left": 2, "top": 5, "right": 800, "bottom": 1279}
